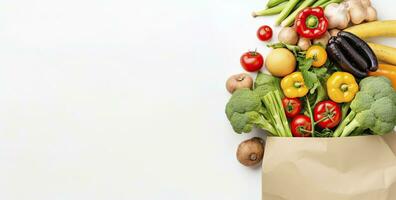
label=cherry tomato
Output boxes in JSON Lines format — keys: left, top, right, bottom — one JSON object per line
{"left": 306, "top": 45, "right": 327, "bottom": 67}
{"left": 291, "top": 115, "right": 312, "bottom": 137}
{"left": 282, "top": 97, "right": 302, "bottom": 118}
{"left": 240, "top": 51, "right": 264, "bottom": 72}
{"left": 257, "top": 25, "right": 273, "bottom": 41}
{"left": 313, "top": 100, "right": 341, "bottom": 129}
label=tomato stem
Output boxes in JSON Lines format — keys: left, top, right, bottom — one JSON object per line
{"left": 286, "top": 101, "right": 294, "bottom": 112}
{"left": 313, "top": 116, "right": 328, "bottom": 125}
{"left": 249, "top": 48, "right": 258, "bottom": 56}
{"left": 297, "top": 127, "right": 312, "bottom": 137}
{"left": 317, "top": 104, "right": 336, "bottom": 125}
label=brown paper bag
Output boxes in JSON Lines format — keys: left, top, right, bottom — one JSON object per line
{"left": 262, "top": 134, "right": 396, "bottom": 200}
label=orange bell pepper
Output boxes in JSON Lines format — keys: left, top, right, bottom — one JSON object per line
{"left": 368, "top": 64, "right": 396, "bottom": 90}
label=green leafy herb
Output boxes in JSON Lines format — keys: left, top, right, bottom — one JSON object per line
{"left": 267, "top": 42, "right": 301, "bottom": 56}
{"left": 323, "top": 59, "right": 340, "bottom": 73}
{"left": 297, "top": 57, "right": 313, "bottom": 71}
{"left": 301, "top": 70, "right": 318, "bottom": 89}
{"left": 312, "top": 67, "right": 328, "bottom": 79}
{"left": 313, "top": 80, "right": 327, "bottom": 105}
{"left": 254, "top": 72, "right": 280, "bottom": 89}
{"left": 297, "top": 56, "right": 319, "bottom": 92}
{"left": 254, "top": 72, "right": 282, "bottom": 97}
{"left": 298, "top": 55, "right": 329, "bottom": 114}
{"left": 315, "top": 128, "right": 334, "bottom": 137}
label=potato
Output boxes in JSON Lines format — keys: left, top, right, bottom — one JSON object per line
{"left": 278, "top": 27, "right": 298, "bottom": 45}
{"left": 265, "top": 48, "right": 296, "bottom": 77}
{"left": 236, "top": 137, "right": 265, "bottom": 167}
{"left": 313, "top": 31, "right": 331, "bottom": 46}
{"left": 297, "top": 37, "right": 311, "bottom": 51}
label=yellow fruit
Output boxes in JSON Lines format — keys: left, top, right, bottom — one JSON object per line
{"left": 306, "top": 45, "right": 327, "bottom": 67}
{"left": 265, "top": 48, "right": 296, "bottom": 77}
{"left": 345, "top": 20, "right": 396, "bottom": 39}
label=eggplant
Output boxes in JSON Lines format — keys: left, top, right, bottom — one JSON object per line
{"left": 326, "top": 43, "right": 368, "bottom": 78}
{"left": 328, "top": 36, "right": 337, "bottom": 45}
{"left": 333, "top": 36, "right": 369, "bottom": 72}
{"left": 338, "top": 31, "right": 378, "bottom": 71}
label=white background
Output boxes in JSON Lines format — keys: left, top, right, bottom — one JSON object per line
{"left": 0, "top": 0, "right": 395, "bottom": 199}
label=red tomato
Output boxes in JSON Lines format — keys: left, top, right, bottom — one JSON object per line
{"left": 257, "top": 25, "right": 273, "bottom": 41}
{"left": 282, "top": 97, "right": 302, "bottom": 118}
{"left": 291, "top": 115, "right": 312, "bottom": 137}
{"left": 240, "top": 51, "right": 264, "bottom": 72}
{"left": 313, "top": 100, "right": 341, "bottom": 129}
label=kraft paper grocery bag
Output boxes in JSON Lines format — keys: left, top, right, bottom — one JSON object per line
{"left": 262, "top": 134, "right": 396, "bottom": 200}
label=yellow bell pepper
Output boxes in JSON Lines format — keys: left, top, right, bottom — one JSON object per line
{"left": 281, "top": 72, "right": 309, "bottom": 98}
{"left": 327, "top": 72, "right": 359, "bottom": 103}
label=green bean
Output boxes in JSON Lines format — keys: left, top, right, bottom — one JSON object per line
{"left": 280, "top": 0, "right": 317, "bottom": 27}
{"left": 291, "top": 1, "right": 304, "bottom": 12}
{"left": 321, "top": 0, "right": 343, "bottom": 7}
{"left": 267, "top": 0, "right": 289, "bottom": 8}
{"left": 312, "top": 0, "right": 330, "bottom": 7}
{"left": 275, "top": 0, "right": 301, "bottom": 26}
{"left": 252, "top": 2, "right": 288, "bottom": 17}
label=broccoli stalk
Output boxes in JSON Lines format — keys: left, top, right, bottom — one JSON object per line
{"left": 340, "top": 111, "right": 376, "bottom": 137}
{"left": 254, "top": 113, "right": 277, "bottom": 136}
{"left": 349, "top": 126, "right": 366, "bottom": 136}
{"left": 333, "top": 111, "right": 356, "bottom": 137}
{"left": 341, "top": 102, "right": 350, "bottom": 121}
{"left": 339, "top": 113, "right": 360, "bottom": 137}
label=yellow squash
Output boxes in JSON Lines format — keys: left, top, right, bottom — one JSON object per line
{"left": 368, "top": 64, "right": 396, "bottom": 90}
{"left": 327, "top": 72, "right": 359, "bottom": 103}
{"left": 281, "top": 72, "right": 308, "bottom": 98}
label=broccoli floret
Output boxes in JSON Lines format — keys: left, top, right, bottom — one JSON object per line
{"left": 372, "top": 97, "right": 396, "bottom": 123}
{"left": 335, "top": 76, "right": 396, "bottom": 137}
{"left": 390, "top": 92, "right": 396, "bottom": 106}
{"left": 371, "top": 97, "right": 396, "bottom": 133}
{"left": 225, "top": 89, "right": 275, "bottom": 134}
{"left": 359, "top": 76, "right": 394, "bottom": 100}
{"left": 225, "top": 89, "right": 261, "bottom": 120}
{"left": 350, "top": 92, "right": 373, "bottom": 113}
{"left": 228, "top": 112, "right": 256, "bottom": 134}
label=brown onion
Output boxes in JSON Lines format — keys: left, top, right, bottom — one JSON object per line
{"left": 226, "top": 73, "right": 253, "bottom": 94}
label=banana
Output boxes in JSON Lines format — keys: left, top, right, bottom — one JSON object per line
{"left": 345, "top": 20, "right": 396, "bottom": 38}
{"left": 368, "top": 42, "right": 396, "bottom": 66}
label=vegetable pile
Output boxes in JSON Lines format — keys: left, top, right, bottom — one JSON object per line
{"left": 227, "top": 0, "right": 396, "bottom": 167}
{"left": 253, "top": 0, "right": 379, "bottom": 52}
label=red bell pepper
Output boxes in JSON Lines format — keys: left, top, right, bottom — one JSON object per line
{"left": 295, "top": 7, "right": 328, "bottom": 39}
